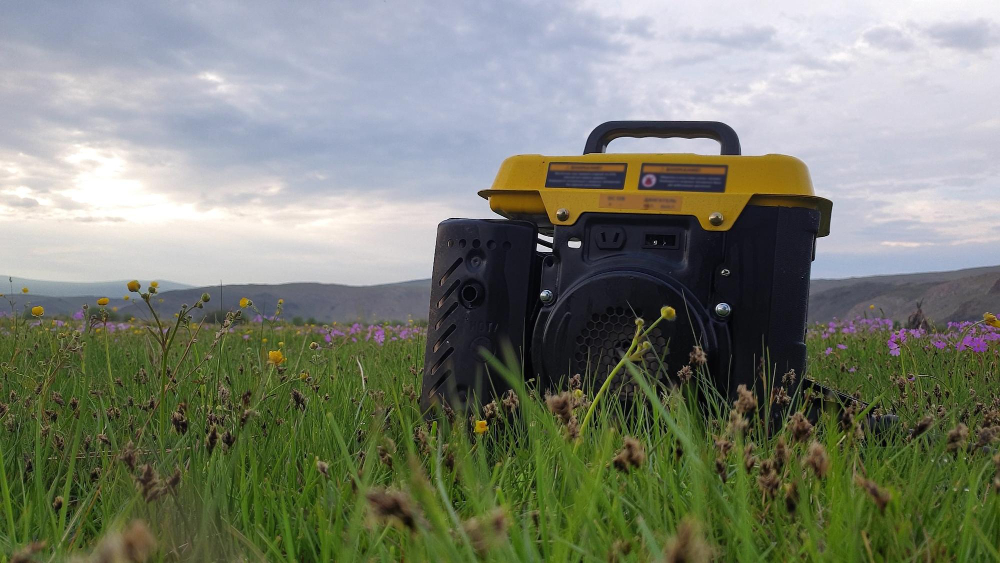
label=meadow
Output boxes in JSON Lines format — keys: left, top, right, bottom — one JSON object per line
{"left": 1, "top": 283, "right": 999, "bottom": 562}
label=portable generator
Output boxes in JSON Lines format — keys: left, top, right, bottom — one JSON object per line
{"left": 421, "top": 121, "right": 836, "bottom": 417}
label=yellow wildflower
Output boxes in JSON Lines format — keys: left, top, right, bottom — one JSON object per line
{"left": 21, "top": 287, "right": 29, "bottom": 294}
{"left": 278, "top": 341, "right": 284, "bottom": 348}
{"left": 869, "top": 304, "right": 875, "bottom": 310}
{"left": 150, "top": 281, "right": 159, "bottom": 288}
{"left": 268, "top": 350, "right": 286, "bottom": 365}
{"left": 123, "top": 295, "right": 130, "bottom": 301}
{"left": 239, "top": 297, "right": 250, "bottom": 309}
{"left": 660, "top": 306, "right": 677, "bottom": 321}
{"left": 31, "top": 305, "right": 44, "bottom": 317}
{"left": 277, "top": 298, "right": 284, "bottom": 305}
{"left": 127, "top": 280, "right": 140, "bottom": 292}
{"left": 111, "top": 306, "right": 118, "bottom": 312}
{"left": 97, "top": 297, "right": 109, "bottom": 306}
{"left": 984, "top": 312, "right": 1000, "bottom": 329}
{"left": 474, "top": 420, "right": 488, "bottom": 434}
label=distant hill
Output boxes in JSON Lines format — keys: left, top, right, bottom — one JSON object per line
{"left": 17, "top": 280, "right": 433, "bottom": 324}
{"left": 2, "top": 276, "right": 192, "bottom": 298}
{"left": 808, "top": 265, "right": 1000, "bottom": 325}
{"left": 9, "top": 264, "right": 999, "bottom": 325}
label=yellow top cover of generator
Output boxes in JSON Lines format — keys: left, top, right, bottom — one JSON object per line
{"left": 480, "top": 121, "right": 832, "bottom": 236}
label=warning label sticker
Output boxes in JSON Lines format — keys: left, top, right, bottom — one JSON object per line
{"left": 638, "top": 164, "right": 727, "bottom": 192}
{"left": 545, "top": 162, "right": 627, "bottom": 189}
{"left": 599, "top": 194, "right": 682, "bottom": 211}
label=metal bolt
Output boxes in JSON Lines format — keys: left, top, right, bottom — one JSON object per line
{"left": 555, "top": 208, "right": 570, "bottom": 222}
{"left": 720, "top": 268, "right": 731, "bottom": 277}
{"left": 539, "top": 289, "right": 555, "bottom": 304}
{"left": 714, "top": 302, "right": 732, "bottom": 318}
{"left": 708, "top": 212, "right": 724, "bottom": 226}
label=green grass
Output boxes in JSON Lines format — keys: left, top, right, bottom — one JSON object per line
{"left": 1, "top": 295, "right": 998, "bottom": 562}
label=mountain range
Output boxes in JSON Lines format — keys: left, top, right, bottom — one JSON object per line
{"left": 6, "top": 265, "right": 999, "bottom": 325}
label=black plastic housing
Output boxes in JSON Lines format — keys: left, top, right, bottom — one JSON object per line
{"left": 422, "top": 205, "right": 821, "bottom": 413}
{"left": 421, "top": 219, "right": 539, "bottom": 412}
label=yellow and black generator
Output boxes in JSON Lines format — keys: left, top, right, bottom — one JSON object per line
{"left": 422, "top": 121, "right": 834, "bottom": 415}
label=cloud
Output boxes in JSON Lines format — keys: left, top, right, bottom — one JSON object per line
{"left": 1, "top": 2, "right": 999, "bottom": 284}
{"left": 923, "top": 18, "right": 1000, "bottom": 52}
{"left": 678, "top": 25, "right": 781, "bottom": 50}
{"left": 861, "top": 25, "right": 916, "bottom": 51}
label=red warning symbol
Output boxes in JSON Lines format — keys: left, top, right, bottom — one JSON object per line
{"left": 641, "top": 173, "right": 657, "bottom": 188}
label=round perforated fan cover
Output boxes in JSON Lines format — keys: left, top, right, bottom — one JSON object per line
{"left": 532, "top": 270, "right": 721, "bottom": 398}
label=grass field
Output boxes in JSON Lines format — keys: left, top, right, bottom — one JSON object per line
{"left": 2, "top": 285, "right": 999, "bottom": 561}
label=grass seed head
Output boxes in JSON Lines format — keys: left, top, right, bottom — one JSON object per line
{"left": 805, "top": 441, "right": 829, "bottom": 479}
{"left": 608, "top": 538, "right": 633, "bottom": 563}
{"left": 784, "top": 481, "right": 799, "bottom": 514}
{"left": 664, "top": 517, "right": 712, "bottom": 563}
{"left": 569, "top": 373, "right": 582, "bottom": 390}
{"left": 714, "top": 457, "right": 728, "bottom": 483}
{"left": 726, "top": 410, "right": 748, "bottom": 436}
{"left": 10, "top": 541, "right": 46, "bottom": 563}
{"left": 912, "top": 414, "right": 934, "bottom": 438}
{"left": 772, "top": 387, "right": 791, "bottom": 407}
{"left": 91, "top": 520, "right": 157, "bottom": 563}
{"left": 757, "top": 459, "right": 781, "bottom": 498}
{"left": 743, "top": 442, "right": 758, "bottom": 473}
{"left": 714, "top": 437, "right": 733, "bottom": 457}
{"left": 788, "top": 412, "right": 814, "bottom": 443}
{"left": 119, "top": 441, "right": 137, "bottom": 471}
{"left": 165, "top": 467, "right": 181, "bottom": 490}
{"left": 291, "top": 388, "right": 307, "bottom": 411}
{"left": 946, "top": 423, "right": 969, "bottom": 454}
{"left": 366, "top": 488, "right": 424, "bottom": 532}
{"left": 855, "top": 475, "right": 891, "bottom": 513}
{"left": 546, "top": 391, "right": 576, "bottom": 425}
{"left": 689, "top": 346, "right": 707, "bottom": 367}
{"left": 774, "top": 437, "right": 789, "bottom": 471}
{"left": 972, "top": 425, "right": 1000, "bottom": 451}
{"left": 782, "top": 369, "right": 797, "bottom": 386}
{"left": 378, "top": 438, "right": 396, "bottom": 468}
{"left": 217, "top": 384, "right": 231, "bottom": 405}
{"left": 170, "top": 410, "right": 188, "bottom": 434}
{"left": 676, "top": 365, "right": 693, "bottom": 384}
{"left": 734, "top": 384, "right": 757, "bottom": 415}
{"left": 206, "top": 425, "right": 219, "bottom": 454}
{"left": 415, "top": 424, "right": 430, "bottom": 455}
{"left": 501, "top": 389, "right": 519, "bottom": 412}
{"left": 482, "top": 400, "right": 498, "bottom": 420}
{"left": 222, "top": 429, "right": 236, "bottom": 449}
{"left": 462, "top": 508, "right": 509, "bottom": 555}
{"left": 613, "top": 437, "right": 646, "bottom": 472}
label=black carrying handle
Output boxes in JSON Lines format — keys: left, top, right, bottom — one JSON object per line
{"left": 583, "top": 121, "right": 741, "bottom": 155}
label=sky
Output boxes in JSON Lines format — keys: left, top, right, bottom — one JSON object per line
{"left": 2, "top": 1, "right": 999, "bottom": 286}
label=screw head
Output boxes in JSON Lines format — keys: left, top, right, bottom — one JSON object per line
{"left": 539, "top": 289, "right": 554, "bottom": 304}
{"left": 708, "top": 212, "right": 724, "bottom": 226}
{"left": 714, "top": 302, "right": 732, "bottom": 318}
{"left": 720, "top": 268, "right": 731, "bottom": 277}
{"left": 555, "top": 208, "right": 570, "bottom": 222}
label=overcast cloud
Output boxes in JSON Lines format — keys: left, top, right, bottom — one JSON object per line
{"left": 2, "top": 1, "right": 998, "bottom": 285}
